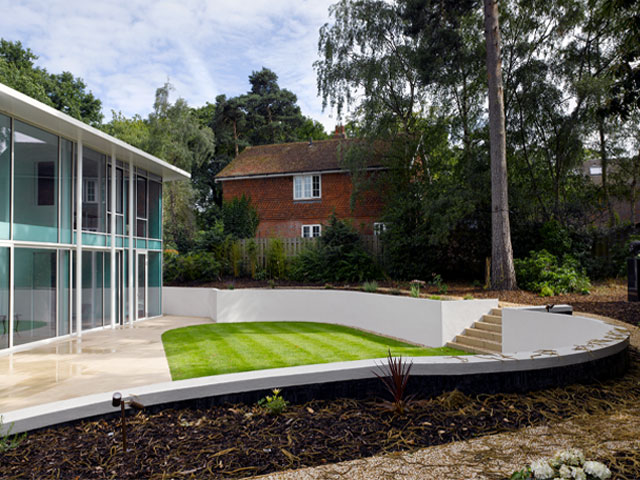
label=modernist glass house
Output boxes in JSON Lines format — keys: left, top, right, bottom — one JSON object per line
{"left": 0, "top": 83, "right": 190, "bottom": 352}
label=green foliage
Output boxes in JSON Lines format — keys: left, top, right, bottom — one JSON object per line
{"left": 230, "top": 242, "right": 242, "bottom": 278}
{"left": 515, "top": 250, "right": 591, "bottom": 295}
{"left": 221, "top": 195, "right": 259, "bottom": 239}
{"left": 362, "top": 280, "right": 378, "bottom": 292}
{"left": 510, "top": 468, "right": 531, "bottom": 480}
{"left": 409, "top": 284, "right": 421, "bottom": 298}
{"left": 258, "top": 388, "right": 289, "bottom": 415}
{"left": 290, "top": 215, "right": 381, "bottom": 283}
{"left": 265, "top": 239, "right": 287, "bottom": 280}
{"left": 163, "top": 251, "right": 221, "bottom": 284}
{"left": 246, "top": 239, "right": 259, "bottom": 279}
{"left": 0, "top": 416, "right": 26, "bottom": 453}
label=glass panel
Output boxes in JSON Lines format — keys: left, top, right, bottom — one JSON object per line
{"left": 148, "top": 181, "right": 161, "bottom": 239}
{"left": 104, "top": 253, "right": 111, "bottom": 326}
{"left": 58, "top": 250, "right": 70, "bottom": 336}
{"left": 13, "top": 248, "right": 57, "bottom": 346}
{"left": 82, "top": 148, "right": 106, "bottom": 233}
{"left": 116, "top": 168, "right": 123, "bottom": 214}
{"left": 136, "top": 220, "right": 146, "bottom": 238}
{"left": 137, "top": 254, "right": 145, "bottom": 319}
{"left": 13, "top": 121, "right": 58, "bottom": 242}
{"left": 0, "top": 114, "right": 10, "bottom": 239}
{"left": 81, "top": 232, "right": 107, "bottom": 246}
{"left": 116, "top": 216, "right": 123, "bottom": 235}
{"left": 124, "top": 176, "right": 129, "bottom": 235}
{"left": 148, "top": 240, "right": 162, "bottom": 250}
{"left": 136, "top": 176, "right": 146, "bottom": 219}
{"left": 60, "top": 139, "right": 73, "bottom": 244}
{"left": 0, "top": 247, "right": 8, "bottom": 349}
{"left": 115, "top": 251, "right": 122, "bottom": 325}
{"left": 82, "top": 251, "right": 103, "bottom": 330}
{"left": 124, "top": 250, "right": 129, "bottom": 323}
{"left": 148, "top": 251, "right": 161, "bottom": 317}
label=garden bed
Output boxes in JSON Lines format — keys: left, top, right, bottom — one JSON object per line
{"left": 2, "top": 348, "right": 639, "bottom": 479}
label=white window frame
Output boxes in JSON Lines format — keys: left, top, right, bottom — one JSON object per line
{"left": 83, "top": 179, "right": 97, "bottom": 203}
{"left": 293, "top": 174, "right": 321, "bottom": 200}
{"left": 589, "top": 166, "right": 602, "bottom": 175}
{"left": 301, "top": 224, "right": 322, "bottom": 238}
{"left": 373, "top": 222, "right": 386, "bottom": 236}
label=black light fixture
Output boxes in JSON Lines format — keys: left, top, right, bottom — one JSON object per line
{"left": 112, "top": 392, "right": 144, "bottom": 453}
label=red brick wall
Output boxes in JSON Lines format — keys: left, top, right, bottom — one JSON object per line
{"left": 221, "top": 172, "right": 385, "bottom": 238}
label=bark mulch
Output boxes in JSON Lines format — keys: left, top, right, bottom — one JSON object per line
{"left": 2, "top": 348, "right": 639, "bottom": 480}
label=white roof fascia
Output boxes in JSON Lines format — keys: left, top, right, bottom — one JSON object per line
{"left": 0, "top": 83, "right": 190, "bottom": 182}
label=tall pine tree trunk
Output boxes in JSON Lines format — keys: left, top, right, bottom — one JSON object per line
{"left": 483, "top": 0, "right": 517, "bottom": 290}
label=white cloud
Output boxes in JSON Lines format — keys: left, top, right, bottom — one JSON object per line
{"left": 0, "top": 0, "right": 339, "bottom": 132}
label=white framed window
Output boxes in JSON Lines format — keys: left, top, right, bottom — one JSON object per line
{"left": 373, "top": 222, "right": 386, "bottom": 236}
{"left": 83, "top": 179, "right": 97, "bottom": 203}
{"left": 302, "top": 224, "right": 322, "bottom": 238}
{"left": 293, "top": 174, "right": 321, "bottom": 200}
{"left": 589, "top": 166, "right": 602, "bottom": 175}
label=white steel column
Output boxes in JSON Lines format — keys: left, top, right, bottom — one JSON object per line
{"left": 110, "top": 152, "right": 116, "bottom": 328}
{"left": 75, "top": 141, "right": 83, "bottom": 337}
{"left": 128, "top": 159, "right": 134, "bottom": 325}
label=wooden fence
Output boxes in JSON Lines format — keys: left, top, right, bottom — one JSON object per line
{"left": 233, "top": 235, "right": 383, "bottom": 270}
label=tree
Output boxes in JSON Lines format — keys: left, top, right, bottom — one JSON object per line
{"left": 0, "top": 39, "right": 103, "bottom": 125}
{"left": 483, "top": 0, "right": 517, "bottom": 289}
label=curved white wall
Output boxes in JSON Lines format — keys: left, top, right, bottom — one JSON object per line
{"left": 163, "top": 287, "right": 498, "bottom": 347}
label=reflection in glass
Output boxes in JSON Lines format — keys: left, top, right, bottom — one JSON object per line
{"left": 136, "top": 176, "right": 147, "bottom": 237}
{"left": 82, "top": 251, "right": 104, "bottom": 330}
{"left": 13, "top": 248, "right": 57, "bottom": 346}
{"left": 82, "top": 148, "right": 106, "bottom": 233}
{"left": 148, "top": 252, "right": 161, "bottom": 317}
{"left": 13, "top": 121, "right": 58, "bottom": 242}
{"left": 60, "top": 139, "right": 73, "bottom": 243}
{"left": 149, "top": 181, "right": 161, "bottom": 239}
{"left": 0, "top": 248, "right": 9, "bottom": 349}
{"left": 137, "top": 254, "right": 146, "bottom": 319}
{"left": 0, "top": 114, "right": 10, "bottom": 239}
{"left": 58, "top": 250, "right": 71, "bottom": 336}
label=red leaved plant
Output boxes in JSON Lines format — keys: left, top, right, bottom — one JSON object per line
{"left": 373, "top": 349, "right": 415, "bottom": 414}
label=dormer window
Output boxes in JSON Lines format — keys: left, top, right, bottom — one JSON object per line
{"left": 294, "top": 174, "right": 321, "bottom": 200}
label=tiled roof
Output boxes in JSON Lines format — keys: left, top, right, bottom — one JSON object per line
{"left": 215, "top": 138, "right": 384, "bottom": 180}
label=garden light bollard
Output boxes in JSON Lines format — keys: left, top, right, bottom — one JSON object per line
{"left": 112, "top": 392, "right": 144, "bottom": 453}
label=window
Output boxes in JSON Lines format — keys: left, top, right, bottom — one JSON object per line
{"left": 83, "top": 179, "right": 97, "bottom": 203}
{"left": 302, "top": 224, "right": 321, "bottom": 238}
{"left": 590, "top": 166, "right": 602, "bottom": 175}
{"left": 373, "top": 222, "right": 386, "bottom": 236}
{"left": 293, "top": 175, "right": 321, "bottom": 200}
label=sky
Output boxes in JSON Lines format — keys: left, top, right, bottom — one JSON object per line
{"left": 0, "top": 0, "right": 340, "bottom": 132}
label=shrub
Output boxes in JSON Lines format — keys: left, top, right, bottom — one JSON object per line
{"left": 221, "top": 195, "right": 259, "bottom": 239}
{"left": 515, "top": 250, "right": 591, "bottom": 295}
{"left": 163, "top": 251, "right": 221, "bottom": 284}
{"left": 265, "top": 238, "right": 287, "bottom": 279}
{"left": 290, "top": 214, "right": 381, "bottom": 283}
{"left": 246, "top": 239, "right": 258, "bottom": 279}
{"left": 258, "top": 389, "right": 289, "bottom": 415}
{"left": 362, "top": 280, "right": 378, "bottom": 292}
{"left": 409, "top": 284, "right": 421, "bottom": 298}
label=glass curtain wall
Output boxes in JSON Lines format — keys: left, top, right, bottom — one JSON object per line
{"left": 0, "top": 114, "right": 10, "bottom": 239}
{"left": 60, "top": 139, "right": 73, "bottom": 244}
{"left": 148, "top": 251, "right": 161, "bottom": 317}
{"left": 81, "top": 251, "right": 104, "bottom": 330}
{"left": 58, "top": 250, "right": 71, "bottom": 336}
{"left": 81, "top": 148, "right": 106, "bottom": 233}
{"left": 148, "top": 181, "right": 161, "bottom": 239}
{"left": 136, "top": 176, "right": 147, "bottom": 237}
{"left": 0, "top": 247, "right": 9, "bottom": 349}
{"left": 13, "top": 121, "right": 58, "bottom": 243}
{"left": 13, "top": 248, "right": 57, "bottom": 346}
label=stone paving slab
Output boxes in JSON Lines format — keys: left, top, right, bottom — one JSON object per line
{"left": 0, "top": 316, "right": 212, "bottom": 413}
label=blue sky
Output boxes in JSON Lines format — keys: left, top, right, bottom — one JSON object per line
{"left": 0, "top": 0, "right": 339, "bottom": 132}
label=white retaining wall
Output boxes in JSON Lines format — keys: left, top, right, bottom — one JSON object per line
{"left": 502, "top": 308, "right": 615, "bottom": 353}
{"left": 163, "top": 287, "right": 498, "bottom": 347}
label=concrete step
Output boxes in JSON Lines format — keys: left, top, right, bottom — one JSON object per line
{"left": 453, "top": 334, "right": 502, "bottom": 352}
{"left": 446, "top": 341, "right": 501, "bottom": 355}
{"left": 463, "top": 327, "right": 501, "bottom": 343}
{"left": 474, "top": 321, "right": 502, "bottom": 333}
{"left": 482, "top": 314, "right": 502, "bottom": 325}
{"left": 490, "top": 308, "right": 503, "bottom": 317}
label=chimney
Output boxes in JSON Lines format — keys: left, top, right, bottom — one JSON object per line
{"left": 333, "top": 124, "right": 346, "bottom": 139}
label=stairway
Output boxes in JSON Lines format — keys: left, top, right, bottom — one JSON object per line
{"left": 447, "top": 308, "right": 502, "bottom": 354}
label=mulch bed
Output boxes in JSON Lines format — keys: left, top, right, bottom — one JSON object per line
{"left": 2, "top": 349, "right": 639, "bottom": 480}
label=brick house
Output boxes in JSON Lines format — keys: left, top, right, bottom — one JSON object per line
{"left": 215, "top": 134, "right": 386, "bottom": 238}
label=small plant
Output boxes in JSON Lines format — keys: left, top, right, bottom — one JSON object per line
{"left": 463, "top": 294, "right": 474, "bottom": 300}
{"left": 428, "top": 295, "right": 442, "bottom": 300}
{"left": 409, "top": 279, "right": 424, "bottom": 298}
{"left": 0, "top": 416, "right": 26, "bottom": 453}
{"left": 258, "top": 388, "right": 289, "bottom": 415}
{"left": 510, "top": 448, "right": 611, "bottom": 480}
{"left": 226, "top": 283, "right": 235, "bottom": 290}
{"left": 268, "top": 279, "right": 276, "bottom": 289}
{"left": 373, "top": 350, "right": 414, "bottom": 414}
{"left": 429, "top": 273, "right": 448, "bottom": 294}
{"left": 388, "top": 288, "right": 402, "bottom": 295}
{"left": 324, "top": 283, "right": 333, "bottom": 289}
{"left": 539, "top": 284, "right": 554, "bottom": 297}
{"left": 362, "top": 280, "right": 378, "bottom": 292}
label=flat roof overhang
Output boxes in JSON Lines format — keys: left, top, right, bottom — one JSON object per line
{"left": 0, "top": 83, "right": 190, "bottom": 182}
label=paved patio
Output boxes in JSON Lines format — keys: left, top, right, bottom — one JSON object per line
{"left": 0, "top": 316, "right": 212, "bottom": 413}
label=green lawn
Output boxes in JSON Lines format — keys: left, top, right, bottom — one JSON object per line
{"left": 162, "top": 321, "right": 469, "bottom": 380}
